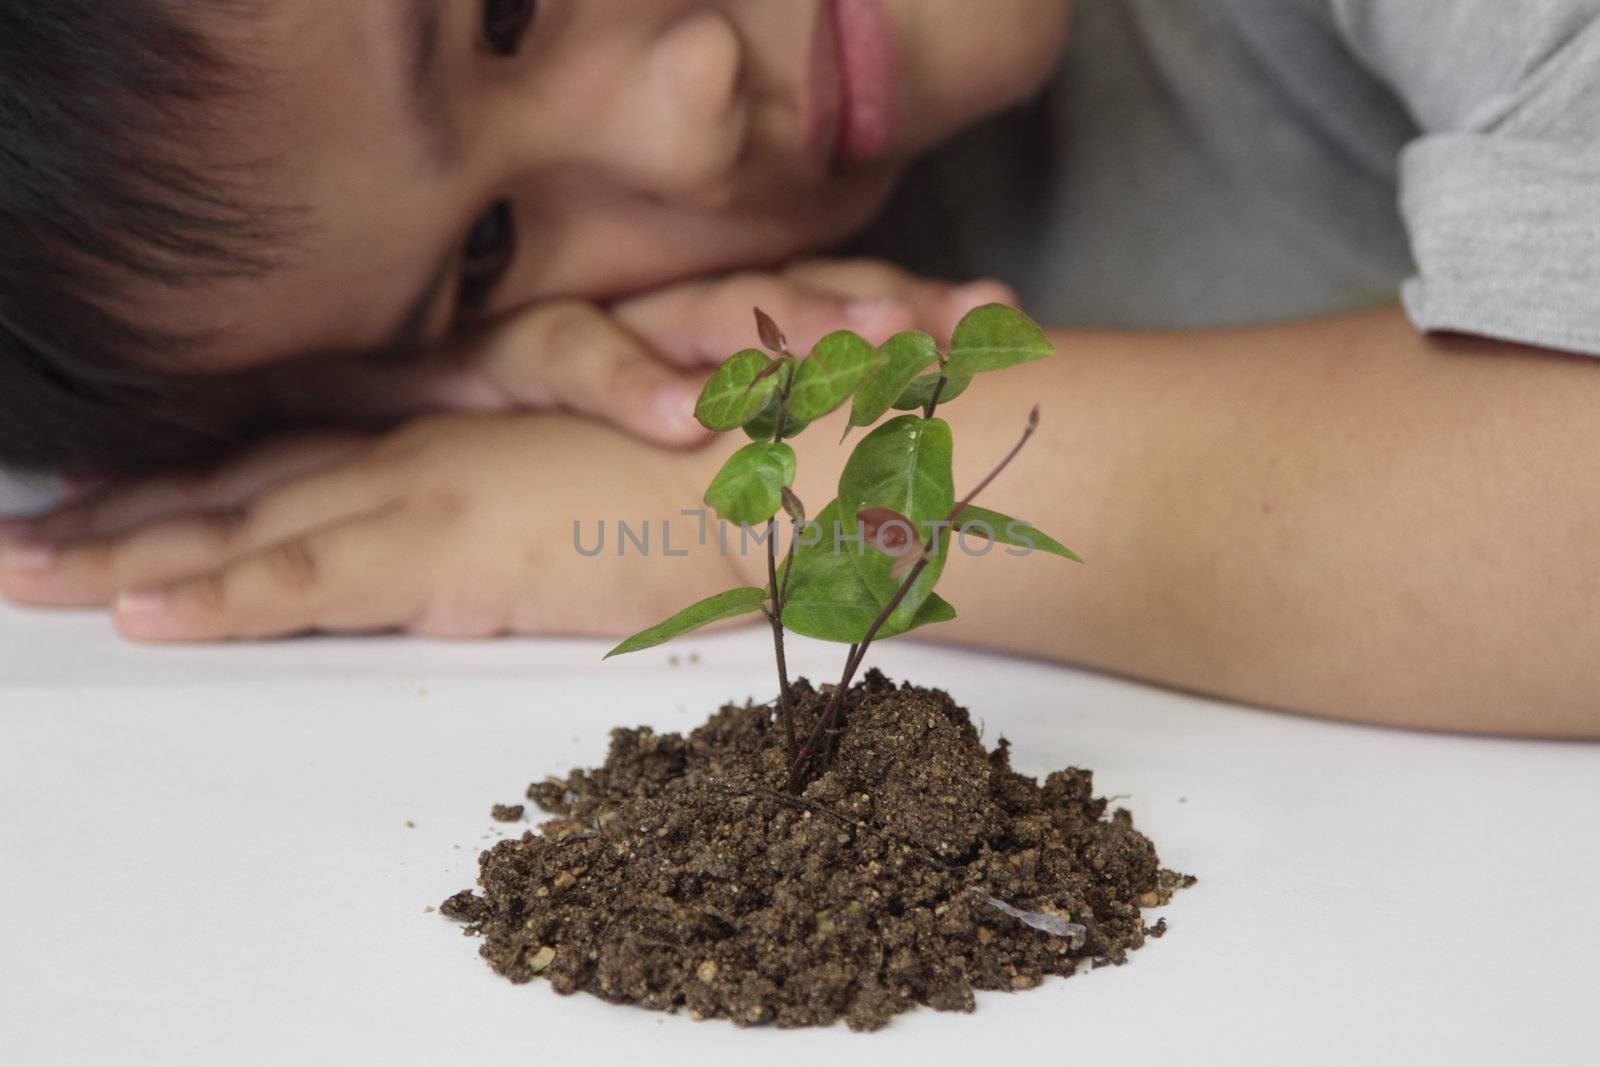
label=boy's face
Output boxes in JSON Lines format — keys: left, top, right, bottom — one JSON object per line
{"left": 174, "top": 0, "right": 1072, "bottom": 371}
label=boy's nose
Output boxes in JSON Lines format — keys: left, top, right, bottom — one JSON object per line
{"left": 572, "top": 11, "right": 750, "bottom": 207}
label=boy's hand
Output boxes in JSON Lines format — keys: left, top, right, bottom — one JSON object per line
{"left": 261, "top": 259, "right": 1012, "bottom": 448}
{"left": 0, "top": 259, "right": 1012, "bottom": 642}
{"left": 3, "top": 259, "right": 1005, "bottom": 542}
{"left": 0, "top": 414, "right": 747, "bottom": 642}
{"left": 608, "top": 258, "right": 1013, "bottom": 366}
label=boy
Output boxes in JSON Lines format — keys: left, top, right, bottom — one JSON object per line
{"left": 2, "top": 1, "right": 1598, "bottom": 736}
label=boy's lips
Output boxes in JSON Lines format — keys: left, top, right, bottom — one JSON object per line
{"left": 803, "top": 0, "right": 901, "bottom": 172}
{"left": 830, "top": 0, "right": 901, "bottom": 164}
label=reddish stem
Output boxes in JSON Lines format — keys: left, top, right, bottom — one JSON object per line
{"left": 785, "top": 407, "right": 1042, "bottom": 792}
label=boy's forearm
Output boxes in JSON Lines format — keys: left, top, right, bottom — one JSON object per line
{"left": 956, "top": 308, "right": 1600, "bottom": 736}
{"left": 748, "top": 307, "right": 1600, "bottom": 738}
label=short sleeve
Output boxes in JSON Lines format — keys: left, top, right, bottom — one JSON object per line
{"left": 1331, "top": 0, "right": 1600, "bottom": 355}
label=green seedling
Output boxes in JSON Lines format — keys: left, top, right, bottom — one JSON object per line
{"left": 607, "top": 303, "right": 1082, "bottom": 793}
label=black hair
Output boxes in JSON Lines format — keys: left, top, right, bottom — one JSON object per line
{"left": 0, "top": 1, "right": 287, "bottom": 477}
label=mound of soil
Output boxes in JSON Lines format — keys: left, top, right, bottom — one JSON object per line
{"left": 441, "top": 671, "right": 1191, "bottom": 1031}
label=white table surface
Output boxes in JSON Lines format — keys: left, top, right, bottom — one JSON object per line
{"left": 1, "top": 602, "right": 1596, "bottom": 1067}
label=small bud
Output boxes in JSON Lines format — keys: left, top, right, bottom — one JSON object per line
{"left": 857, "top": 507, "right": 919, "bottom": 558}
{"left": 754, "top": 307, "right": 787, "bottom": 355}
{"left": 742, "top": 356, "right": 789, "bottom": 397}
{"left": 1027, "top": 405, "right": 1041, "bottom": 432}
{"left": 781, "top": 487, "right": 806, "bottom": 524}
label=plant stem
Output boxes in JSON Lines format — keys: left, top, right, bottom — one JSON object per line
{"left": 765, "top": 540, "right": 795, "bottom": 760}
{"left": 923, "top": 375, "right": 949, "bottom": 420}
{"left": 771, "top": 362, "right": 794, "bottom": 442}
{"left": 948, "top": 405, "right": 1040, "bottom": 525}
{"left": 767, "top": 363, "right": 800, "bottom": 762}
{"left": 785, "top": 558, "right": 925, "bottom": 792}
{"left": 778, "top": 534, "right": 799, "bottom": 606}
{"left": 785, "top": 407, "right": 1043, "bottom": 793}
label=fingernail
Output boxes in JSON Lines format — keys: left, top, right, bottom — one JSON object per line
{"left": 0, "top": 542, "right": 55, "bottom": 572}
{"left": 844, "top": 299, "right": 899, "bottom": 325}
{"left": 654, "top": 382, "right": 701, "bottom": 434}
{"left": 951, "top": 281, "right": 1014, "bottom": 309}
{"left": 116, "top": 589, "right": 168, "bottom": 617}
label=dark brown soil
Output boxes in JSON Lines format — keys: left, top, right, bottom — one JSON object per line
{"left": 441, "top": 671, "right": 1191, "bottom": 1031}
{"left": 491, "top": 804, "right": 525, "bottom": 823}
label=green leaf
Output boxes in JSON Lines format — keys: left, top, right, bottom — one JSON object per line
{"left": 604, "top": 587, "right": 767, "bottom": 658}
{"left": 941, "top": 304, "right": 1054, "bottom": 379}
{"left": 742, "top": 386, "right": 811, "bottom": 441}
{"left": 787, "top": 330, "right": 878, "bottom": 424}
{"left": 954, "top": 505, "right": 1083, "bottom": 563}
{"left": 779, "top": 500, "right": 938, "bottom": 643}
{"left": 850, "top": 331, "right": 938, "bottom": 428}
{"left": 695, "top": 349, "right": 780, "bottom": 431}
{"left": 892, "top": 372, "right": 971, "bottom": 411}
{"left": 703, "top": 442, "right": 797, "bottom": 526}
{"left": 779, "top": 501, "right": 884, "bottom": 642}
{"left": 780, "top": 502, "right": 961, "bottom": 643}
{"left": 905, "top": 592, "right": 957, "bottom": 633}
{"left": 837, "top": 416, "right": 956, "bottom": 634}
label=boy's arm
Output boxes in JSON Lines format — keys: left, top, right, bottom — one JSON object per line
{"left": 7, "top": 303, "right": 1595, "bottom": 737}
{"left": 776, "top": 307, "right": 1597, "bottom": 737}
{"left": 237, "top": 261, "right": 1007, "bottom": 450}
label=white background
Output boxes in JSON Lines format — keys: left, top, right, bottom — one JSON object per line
{"left": 2, "top": 602, "right": 1596, "bottom": 1066}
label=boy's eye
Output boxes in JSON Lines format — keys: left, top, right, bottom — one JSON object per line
{"left": 483, "top": 0, "right": 538, "bottom": 56}
{"left": 459, "top": 200, "right": 516, "bottom": 312}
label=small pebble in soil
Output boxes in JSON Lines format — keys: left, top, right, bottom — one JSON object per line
{"left": 491, "top": 804, "right": 525, "bottom": 823}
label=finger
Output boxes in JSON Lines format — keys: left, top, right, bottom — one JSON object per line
{"left": 779, "top": 256, "right": 949, "bottom": 298}
{"left": 782, "top": 257, "right": 1018, "bottom": 346}
{"left": 1, "top": 453, "right": 403, "bottom": 608}
{"left": 253, "top": 306, "right": 713, "bottom": 450}
{"left": 16, "top": 431, "right": 371, "bottom": 545}
{"left": 610, "top": 271, "right": 918, "bottom": 366}
{"left": 468, "top": 299, "right": 712, "bottom": 448}
{"left": 2, "top": 515, "right": 248, "bottom": 609}
{"left": 937, "top": 278, "right": 1020, "bottom": 341}
{"left": 112, "top": 505, "right": 429, "bottom": 642}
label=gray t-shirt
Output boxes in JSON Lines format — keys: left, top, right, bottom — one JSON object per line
{"left": 847, "top": 0, "right": 1600, "bottom": 355}
{"left": 0, "top": 472, "right": 54, "bottom": 515}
